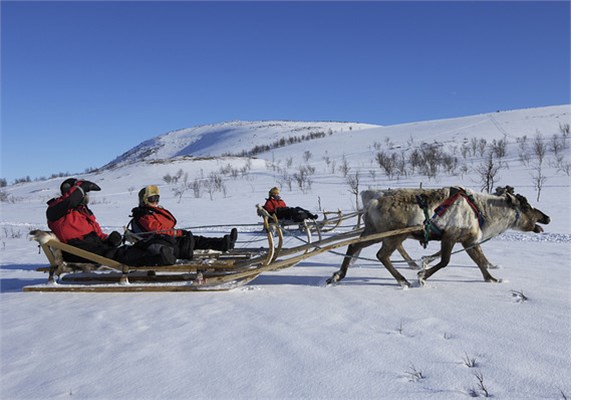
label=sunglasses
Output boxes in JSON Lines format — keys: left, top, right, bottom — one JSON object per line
{"left": 147, "top": 195, "right": 160, "bottom": 203}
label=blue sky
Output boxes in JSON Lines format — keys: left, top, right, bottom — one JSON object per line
{"left": 1, "top": 1, "right": 570, "bottom": 183}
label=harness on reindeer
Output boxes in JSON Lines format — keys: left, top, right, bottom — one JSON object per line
{"left": 416, "top": 187, "right": 485, "bottom": 248}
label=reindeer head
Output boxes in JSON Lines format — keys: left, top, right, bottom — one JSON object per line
{"left": 496, "top": 186, "right": 551, "bottom": 233}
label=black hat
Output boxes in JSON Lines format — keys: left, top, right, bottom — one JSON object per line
{"left": 60, "top": 178, "right": 78, "bottom": 195}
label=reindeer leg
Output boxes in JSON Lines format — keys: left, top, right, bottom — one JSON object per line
{"left": 327, "top": 241, "right": 368, "bottom": 284}
{"left": 396, "top": 243, "right": 420, "bottom": 270}
{"left": 378, "top": 238, "right": 410, "bottom": 287}
{"left": 463, "top": 243, "right": 500, "bottom": 282}
{"left": 418, "top": 239, "right": 454, "bottom": 284}
{"left": 421, "top": 249, "right": 442, "bottom": 269}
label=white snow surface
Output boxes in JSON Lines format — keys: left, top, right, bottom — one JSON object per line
{"left": 1, "top": 105, "right": 571, "bottom": 399}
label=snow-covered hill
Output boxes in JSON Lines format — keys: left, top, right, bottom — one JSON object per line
{"left": 0, "top": 105, "right": 571, "bottom": 399}
{"left": 104, "top": 120, "right": 380, "bottom": 169}
{"left": 102, "top": 105, "right": 569, "bottom": 171}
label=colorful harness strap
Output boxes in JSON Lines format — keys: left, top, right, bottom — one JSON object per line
{"left": 417, "top": 187, "right": 486, "bottom": 248}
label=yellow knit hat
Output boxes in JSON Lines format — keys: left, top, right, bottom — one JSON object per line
{"left": 269, "top": 187, "right": 280, "bottom": 197}
{"left": 138, "top": 185, "right": 160, "bottom": 205}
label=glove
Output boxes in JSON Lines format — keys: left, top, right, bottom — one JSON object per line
{"left": 79, "top": 180, "right": 101, "bottom": 193}
{"left": 107, "top": 231, "right": 122, "bottom": 246}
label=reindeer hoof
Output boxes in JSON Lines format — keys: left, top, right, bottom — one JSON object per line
{"left": 485, "top": 276, "right": 500, "bottom": 283}
{"left": 326, "top": 273, "right": 341, "bottom": 285}
{"left": 417, "top": 270, "right": 428, "bottom": 286}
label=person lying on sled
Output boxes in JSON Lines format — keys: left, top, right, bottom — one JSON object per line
{"left": 46, "top": 178, "right": 176, "bottom": 266}
{"left": 129, "top": 185, "right": 238, "bottom": 260}
{"left": 263, "top": 187, "right": 318, "bottom": 222}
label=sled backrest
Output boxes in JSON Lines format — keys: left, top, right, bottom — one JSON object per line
{"left": 30, "top": 230, "right": 124, "bottom": 269}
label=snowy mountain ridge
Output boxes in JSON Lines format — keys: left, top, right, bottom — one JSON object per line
{"left": 102, "top": 105, "right": 570, "bottom": 173}
{"left": 104, "top": 120, "right": 380, "bottom": 169}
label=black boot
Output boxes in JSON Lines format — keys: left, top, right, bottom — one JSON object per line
{"left": 229, "top": 228, "right": 238, "bottom": 249}
{"left": 177, "top": 231, "right": 195, "bottom": 260}
{"left": 221, "top": 235, "right": 231, "bottom": 252}
{"left": 158, "top": 246, "right": 176, "bottom": 265}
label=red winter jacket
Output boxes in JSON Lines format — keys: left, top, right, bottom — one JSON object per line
{"left": 46, "top": 183, "right": 108, "bottom": 243}
{"left": 131, "top": 205, "right": 184, "bottom": 237}
{"left": 263, "top": 196, "right": 287, "bottom": 214}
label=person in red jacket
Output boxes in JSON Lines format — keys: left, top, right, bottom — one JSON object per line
{"left": 46, "top": 178, "right": 176, "bottom": 266}
{"left": 129, "top": 185, "right": 237, "bottom": 259}
{"left": 263, "top": 187, "right": 318, "bottom": 222}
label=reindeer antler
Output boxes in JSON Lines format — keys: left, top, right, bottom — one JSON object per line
{"left": 494, "top": 185, "right": 515, "bottom": 196}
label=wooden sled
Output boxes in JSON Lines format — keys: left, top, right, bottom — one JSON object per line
{"left": 26, "top": 208, "right": 423, "bottom": 292}
{"left": 256, "top": 205, "right": 361, "bottom": 244}
{"left": 24, "top": 213, "right": 279, "bottom": 292}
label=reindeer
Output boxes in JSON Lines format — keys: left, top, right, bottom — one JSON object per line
{"left": 327, "top": 186, "right": 550, "bottom": 287}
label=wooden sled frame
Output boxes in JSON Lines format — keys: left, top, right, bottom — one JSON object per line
{"left": 256, "top": 205, "right": 360, "bottom": 245}
{"left": 24, "top": 211, "right": 279, "bottom": 292}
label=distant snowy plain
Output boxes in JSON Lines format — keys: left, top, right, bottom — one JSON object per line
{"left": 1, "top": 106, "right": 571, "bottom": 399}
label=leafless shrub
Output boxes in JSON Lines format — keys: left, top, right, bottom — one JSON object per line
{"left": 409, "top": 143, "right": 442, "bottom": 179}
{"left": 441, "top": 154, "right": 458, "bottom": 175}
{"left": 462, "top": 352, "right": 477, "bottom": 368}
{"left": 471, "top": 370, "right": 490, "bottom": 398}
{"left": 491, "top": 138, "right": 507, "bottom": 160}
{"left": 3, "top": 227, "right": 23, "bottom": 239}
{"left": 511, "top": 289, "right": 528, "bottom": 303}
{"left": 461, "top": 141, "right": 472, "bottom": 160}
{"left": 532, "top": 163, "right": 547, "bottom": 202}
{"left": 205, "top": 172, "right": 225, "bottom": 200}
{"left": 476, "top": 151, "right": 501, "bottom": 193}
{"left": 322, "top": 154, "right": 331, "bottom": 172}
{"left": 558, "top": 161, "right": 571, "bottom": 176}
{"left": 303, "top": 150, "right": 312, "bottom": 163}
{"left": 190, "top": 179, "right": 202, "bottom": 198}
{"left": 396, "top": 321, "right": 404, "bottom": 335}
{"left": 338, "top": 155, "right": 351, "bottom": 177}
{"left": 368, "top": 170, "right": 377, "bottom": 181}
{"left": 0, "top": 191, "right": 22, "bottom": 203}
{"left": 281, "top": 172, "right": 293, "bottom": 191}
{"left": 517, "top": 135, "right": 531, "bottom": 166}
{"left": 533, "top": 131, "right": 547, "bottom": 166}
{"left": 477, "top": 138, "right": 487, "bottom": 157}
{"left": 404, "top": 363, "right": 424, "bottom": 382}
{"left": 163, "top": 173, "right": 174, "bottom": 184}
{"left": 384, "top": 137, "right": 394, "bottom": 149}
{"left": 172, "top": 185, "right": 187, "bottom": 203}
{"left": 559, "top": 122, "right": 570, "bottom": 137}
{"left": 376, "top": 151, "right": 397, "bottom": 178}
{"left": 550, "top": 134, "right": 564, "bottom": 158}
{"left": 346, "top": 172, "right": 360, "bottom": 211}
{"left": 294, "top": 165, "right": 315, "bottom": 193}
